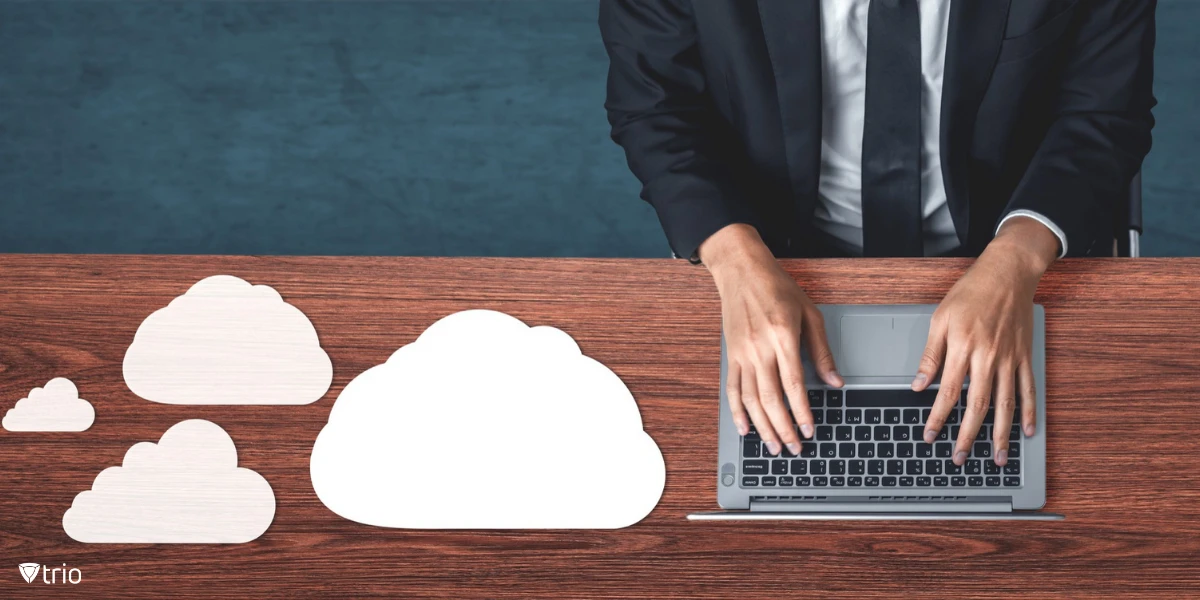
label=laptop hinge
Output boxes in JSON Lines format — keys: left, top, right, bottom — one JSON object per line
{"left": 749, "top": 496, "right": 1012, "bottom": 513}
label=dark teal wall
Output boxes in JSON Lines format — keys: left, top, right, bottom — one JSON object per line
{"left": 1, "top": 1, "right": 1196, "bottom": 256}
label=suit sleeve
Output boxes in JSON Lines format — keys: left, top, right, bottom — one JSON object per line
{"left": 600, "top": 0, "right": 757, "bottom": 261}
{"left": 1000, "top": 0, "right": 1156, "bottom": 257}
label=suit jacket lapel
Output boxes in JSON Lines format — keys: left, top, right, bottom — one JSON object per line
{"left": 941, "top": 0, "right": 1011, "bottom": 248}
{"left": 757, "top": 0, "right": 823, "bottom": 231}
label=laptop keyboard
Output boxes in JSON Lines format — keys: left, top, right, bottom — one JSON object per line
{"left": 739, "top": 388, "right": 1023, "bottom": 489}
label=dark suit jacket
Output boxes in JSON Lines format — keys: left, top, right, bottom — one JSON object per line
{"left": 600, "top": 0, "right": 1156, "bottom": 259}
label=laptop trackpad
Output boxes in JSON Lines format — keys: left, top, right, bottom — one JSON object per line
{"left": 837, "top": 314, "right": 930, "bottom": 377}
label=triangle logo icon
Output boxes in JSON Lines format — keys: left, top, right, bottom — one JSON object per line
{"left": 19, "top": 563, "right": 40, "bottom": 583}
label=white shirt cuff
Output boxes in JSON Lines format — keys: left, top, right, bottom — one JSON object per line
{"left": 996, "top": 210, "right": 1068, "bottom": 259}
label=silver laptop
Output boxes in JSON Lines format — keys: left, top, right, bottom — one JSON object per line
{"left": 690, "top": 304, "right": 1062, "bottom": 521}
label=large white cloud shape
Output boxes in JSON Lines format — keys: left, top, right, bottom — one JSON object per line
{"left": 3, "top": 378, "right": 95, "bottom": 432}
{"left": 310, "top": 309, "right": 666, "bottom": 529}
{"left": 123, "top": 275, "right": 332, "bottom": 405}
{"left": 63, "top": 419, "right": 275, "bottom": 543}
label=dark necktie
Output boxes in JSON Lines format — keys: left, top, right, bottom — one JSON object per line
{"left": 862, "top": 0, "right": 924, "bottom": 257}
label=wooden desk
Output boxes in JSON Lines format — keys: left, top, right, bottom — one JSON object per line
{"left": 1, "top": 255, "right": 1198, "bottom": 598}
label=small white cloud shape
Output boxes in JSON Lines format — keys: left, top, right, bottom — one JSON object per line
{"left": 63, "top": 419, "right": 275, "bottom": 543}
{"left": 123, "top": 275, "right": 332, "bottom": 404}
{"left": 3, "top": 378, "right": 95, "bottom": 432}
{"left": 310, "top": 310, "right": 666, "bottom": 529}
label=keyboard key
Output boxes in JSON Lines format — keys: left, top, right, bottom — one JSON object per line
{"left": 883, "top": 476, "right": 897, "bottom": 486}
{"left": 912, "top": 425, "right": 925, "bottom": 441}
{"left": 848, "top": 476, "right": 863, "bottom": 486}
{"left": 1010, "top": 442, "right": 1021, "bottom": 458}
{"left": 1004, "top": 476, "right": 1021, "bottom": 487}
{"left": 934, "top": 476, "right": 949, "bottom": 486}
{"left": 984, "top": 461, "right": 1001, "bottom": 475}
{"left": 831, "top": 476, "right": 846, "bottom": 486}
{"left": 817, "top": 425, "right": 834, "bottom": 441}
{"left": 827, "top": 410, "right": 843, "bottom": 424}
{"left": 966, "top": 459, "right": 982, "bottom": 475}
{"left": 884, "top": 409, "right": 901, "bottom": 424}
{"left": 877, "top": 442, "right": 895, "bottom": 458}
{"left": 906, "top": 460, "right": 923, "bottom": 475}
{"left": 1010, "top": 425, "right": 1021, "bottom": 441}
{"left": 849, "top": 459, "right": 866, "bottom": 475}
{"left": 855, "top": 426, "right": 872, "bottom": 441}
{"left": 836, "top": 426, "right": 853, "bottom": 441}
{"left": 903, "top": 409, "right": 921, "bottom": 424}
{"left": 986, "top": 476, "right": 1001, "bottom": 487}
{"left": 936, "top": 428, "right": 949, "bottom": 441}
{"left": 846, "top": 409, "right": 863, "bottom": 424}
{"left": 921, "top": 409, "right": 931, "bottom": 422}
{"left": 772, "top": 459, "right": 789, "bottom": 475}
{"left": 743, "top": 460, "right": 768, "bottom": 475}
{"left": 916, "top": 476, "right": 931, "bottom": 487}
{"left": 796, "top": 476, "right": 812, "bottom": 486}
{"left": 839, "top": 443, "right": 856, "bottom": 458}
{"left": 743, "top": 439, "right": 761, "bottom": 458}
{"left": 813, "top": 476, "right": 829, "bottom": 486}
{"left": 865, "top": 476, "right": 880, "bottom": 486}
{"left": 900, "top": 476, "right": 914, "bottom": 487}
{"left": 808, "top": 389, "right": 824, "bottom": 408}
{"left": 779, "top": 476, "right": 794, "bottom": 486}
{"left": 945, "top": 409, "right": 960, "bottom": 425}
{"left": 827, "top": 390, "right": 843, "bottom": 407}
{"left": 847, "top": 389, "right": 937, "bottom": 407}
{"left": 897, "top": 443, "right": 914, "bottom": 458}
{"left": 1004, "top": 460, "right": 1021, "bottom": 475}
{"left": 917, "top": 443, "right": 933, "bottom": 458}
{"left": 951, "top": 476, "right": 966, "bottom": 487}
{"left": 746, "top": 426, "right": 760, "bottom": 441}
{"left": 976, "top": 427, "right": 988, "bottom": 441}
{"left": 945, "top": 460, "right": 963, "bottom": 475}
{"left": 801, "top": 444, "right": 818, "bottom": 458}
{"left": 893, "top": 425, "right": 911, "bottom": 441}
{"left": 810, "top": 460, "right": 827, "bottom": 475}
{"left": 779, "top": 443, "right": 798, "bottom": 458}
{"left": 926, "top": 459, "right": 942, "bottom": 475}
{"left": 761, "top": 476, "right": 777, "bottom": 486}
{"left": 790, "top": 459, "right": 808, "bottom": 475}
{"left": 743, "top": 476, "right": 759, "bottom": 486}
{"left": 873, "top": 425, "right": 891, "bottom": 441}
{"left": 974, "top": 442, "right": 992, "bottom": 458}
{"left": 950, "top": 425, "right": 960, "bottom": 440}
{"left": 935, "top": 442, "right": 953, "bottom": 458}
{"left": 968, "top": 476, "right": 984, "bottom": 487}
{"left": 820, "top": 443, "right": 837, "bottom": 458}
{"left": 887, "top": 460, "right": 904, "bottom": 475}
{"left": 858, "top": 442, "right": 876, "bottom": 458}
{"left": 831, "top": 460, "right": 846, "bottom": 475}
{"left": 868, "top": 459, "right": 885, "bottom": 475}
{"left": 865, "top": 409, "right": 882, "bottom": 424}
{"left": 812, "top": 410, "right": 824, "bottom": 425}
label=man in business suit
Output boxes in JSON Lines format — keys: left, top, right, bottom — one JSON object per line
{"left": 600, "top": 0, "right": 1155, "bottom": 467}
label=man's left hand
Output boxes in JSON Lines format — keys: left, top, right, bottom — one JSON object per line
{"left": 912, "top": 217, "right": 1060, "bottom": 467}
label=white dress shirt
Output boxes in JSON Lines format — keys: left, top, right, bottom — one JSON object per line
{"left": 813, "top": 0, "right": 1067, "bottom": 257}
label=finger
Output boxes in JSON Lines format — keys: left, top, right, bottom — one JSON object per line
{"left": 776, "top": 337, "right": 814, "bottom": 440}
{"left": 913, "top": 313, "right": 948, "bottom": 392}
{"left": 740, "top": 365, "right": 778, "bottom": 455}
{"left": 1019, "top": 359, "right": 1037, "bottom": 437}
{"left": 755, "top": 353, "right": 802, "bottom": 456}
{"left": 803, "top": 309, "right": 843, "bottom": 387}
{"left": 992, "top": 362, "right": 1016, "bottom": 466}
{"left": 924, "top": 342, "right": 965, "bottom": 444}
{"left": 727, "top": 360, "right": 749, "bottom": 436}
{"left": 955, "top": 356, "right": 996, "bottom": 466}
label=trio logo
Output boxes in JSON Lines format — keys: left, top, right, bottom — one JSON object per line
{"left": 18, "top": 562, "right": 82, "bottom": 584}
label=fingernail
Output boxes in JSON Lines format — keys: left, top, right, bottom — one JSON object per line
{"left": 996, "top": 449, "right": 1008, "bottom": 465}
{"left": 912, "top": 373, "right": 927, "bottom": 389}
{"left": 737, "top": 422, "right": 748, "bottom": 436}
{"left": 765, "top": 441, "right": 780, "bottom": 455}
{"left": 786, "top": 442, "right": 801, "bottom": 455}
{"left": 1024, "top": 423, "right": 1035, "bottom": 437}
{"left": 923, "top": 429, "right": 936, "bottom": 443}
{"left": 954, "top": 451, "right": 968, "bottom": 465}
{"left": 800, "top": 424, "right": 814, "bottom": 439}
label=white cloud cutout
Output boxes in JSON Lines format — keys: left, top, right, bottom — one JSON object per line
{"left": 310, "top": 309, "right": 665, "bottom": 529}
{"left": 123, "top": 275, "right": 332, "bottom": 405}
{"left": 3, "top": 378, "right": 95, "bottom": 432}
{"left": 62, "top": 419, "right": 275, "bottom": 543}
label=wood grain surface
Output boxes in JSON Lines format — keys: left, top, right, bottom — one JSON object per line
{"left": 1, "top": 255, "right": 1198, "bottom": 598}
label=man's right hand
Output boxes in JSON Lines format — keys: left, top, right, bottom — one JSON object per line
{"left": 699, "top": 224, "right": 844, "bottom": 457}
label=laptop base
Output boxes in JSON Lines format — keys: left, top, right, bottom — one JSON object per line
{"left": 687, "top": 511, "right": 1065, "bottom": 521}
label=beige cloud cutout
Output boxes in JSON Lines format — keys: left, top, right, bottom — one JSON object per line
{"left": 123, "top": 275, "right": 333, "bottom": 405}
{"left": 3, "top": 378, "right": 95, "bottom": 432}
